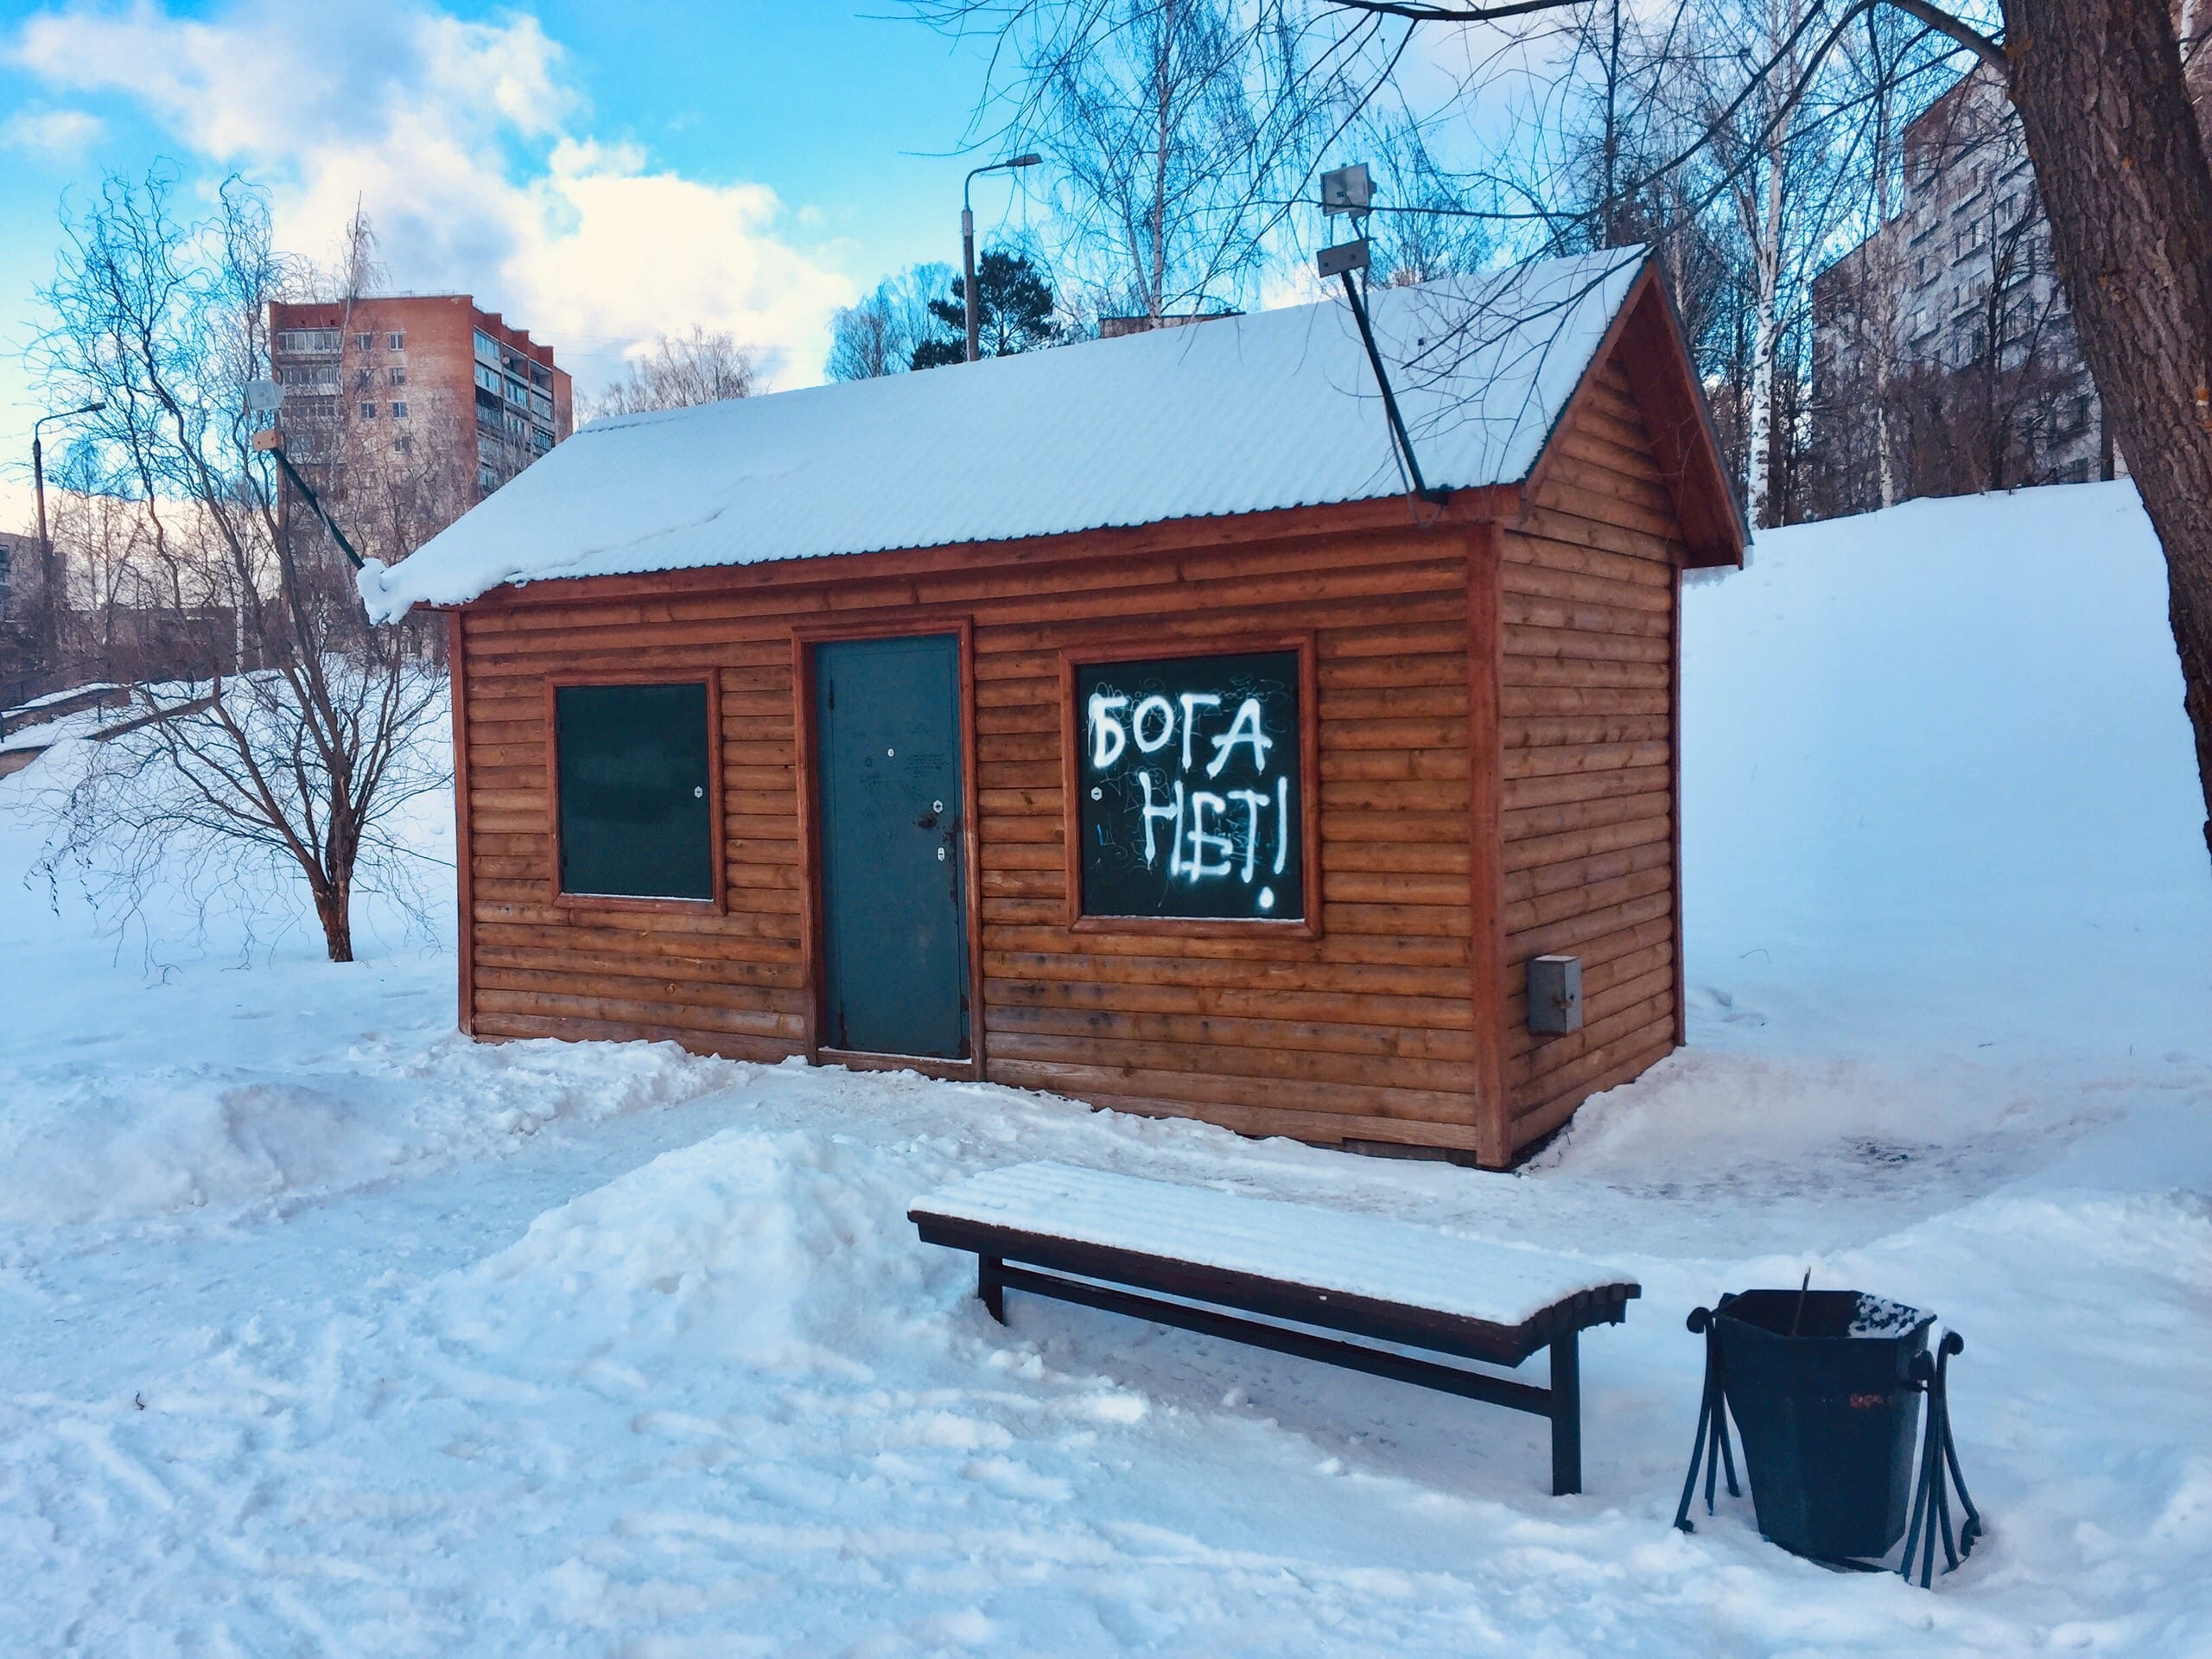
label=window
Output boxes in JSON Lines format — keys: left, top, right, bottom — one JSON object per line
{"left": 478, "top": 464, "right": 499, "bottom": 492}
{"left": 504, "top": 374, "right": 530, "bottom": 404}
{"left": 389, "top": 367, "right": 406, "bottom": 386}
{"left": 395, "top": 434, "right": 411, "bottom": 454}
{"left": 356, "top": 367, "right": 373, "bottom": 390}
{"left": 387, "top": 331, "right": 404, "bottom": 352}
{"left": 553, "top": 681, "right": 717, "bottom": 903}
{"left": 1071, "top": 645, "right": 1309, "bottom": 926}
{"left": 279, "top": 365, "right": 338, "bottom": 388}
{"left": 359, "top": 401, "right": 378, "bottom": 419}
{"left": 531, "top": 425, "right": 554, "bottom": 452}
{"left": 474, "top": 362, "right": 503, "bottom": 397}
{"left": 355, "top": 332, "right": 376, "bottom": 352}
{"left": 391, "top": 400, "right": 409, "bottom": 418}
{"left": 530, "top": 389, "right": 554, "bottom": 421}
{"left": 276, "top": 327, "right": 340, "bottom": 355}
{"left": 474, "top": 328, "right": 500, "bottom": 365}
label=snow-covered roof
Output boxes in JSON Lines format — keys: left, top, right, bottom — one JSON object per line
{"left": 360, "top": 249, "right": 1649, "bottom": 621}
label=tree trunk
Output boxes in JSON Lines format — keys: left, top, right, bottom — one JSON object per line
{"left": 1745, "top": 162, "right": 1786, "bottom": 527}
{"left": 313, "top": 875, "right": 354, "bottom": 963}
{"left": 2000, "top": 0, "right": 2212, "bottom": 858}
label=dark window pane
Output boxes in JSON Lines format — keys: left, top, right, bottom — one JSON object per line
{"left": 555, "top": 682, "right": 714, "bottom": 899}
{"left": 1075, "top": 650, "right": 1302, "bottom": 921}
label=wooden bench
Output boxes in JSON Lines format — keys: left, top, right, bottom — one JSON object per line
{"left": 909, "top": 1161, "right": 1639, "bottom": 1495}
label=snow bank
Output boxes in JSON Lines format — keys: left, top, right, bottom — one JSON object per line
{"left": 444, "top": 1127, "right": 910, "bottom": 1376}
{"left": 1682, "top": 480, "right": 2212, "bottom": 1060}
{"left": 0, "top": 1034, "right": 742, "bottom": 1228}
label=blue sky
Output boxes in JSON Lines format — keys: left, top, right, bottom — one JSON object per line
{"left": 0, "top": 0, "right": 1045, "bottom": 524}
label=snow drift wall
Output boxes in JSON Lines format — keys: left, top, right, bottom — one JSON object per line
{"left": 1681, "top": 480, "right": 2212, "bottom": 1059}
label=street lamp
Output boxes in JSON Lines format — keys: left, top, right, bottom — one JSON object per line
{"left": 962, "top": 154, "right": 1041, "bottom": 364}
{"left": 31, "top": 400, "right": 105, "bottom": 671}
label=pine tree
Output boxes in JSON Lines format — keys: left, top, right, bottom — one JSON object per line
{"left": 912, "top": 251, "right": 1063, "bottom": 367}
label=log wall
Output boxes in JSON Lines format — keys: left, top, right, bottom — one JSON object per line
{"left": 454, "top": 518, "right": 1489, "bottom": 1154}
{"left": 1497, "top": 359, "right": 1687, "bottom": 1157}
{"left": 449, "top": 342, "right": 1696, "bottom": 1166}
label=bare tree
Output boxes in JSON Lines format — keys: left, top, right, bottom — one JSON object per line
{"left": 1693, "top": 1, "right": 1828, "bottom": 526}
{"left": 588, "top": 327, "right": 760, "bottom": 418}
{"left": 30, "top": 171, "right": 448, "bottom": 961}
{"left": 1300, "top": 0, "right": 2212, "bottom": 858}
{"left": 913, "top": 0, "right": 1335, "bottom": 319}
{"left": 1359, "top": 117, "right": 1494, "bottom": 283}
{"left": 827, "top": 264, "right": 957, "bottom": 379}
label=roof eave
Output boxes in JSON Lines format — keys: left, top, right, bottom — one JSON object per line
{"left": 1522, "top": 257, "right": 1749, "bottom": 570}
{"left": 442, "top": 485, "right": 1527, "bottom": 614}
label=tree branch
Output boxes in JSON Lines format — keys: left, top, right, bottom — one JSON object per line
{"left": 1323, "top": 0, "right": 1581, "bottom": 18}
{"left": 1878, "top": 0, "right": 2005, "bottom": 71}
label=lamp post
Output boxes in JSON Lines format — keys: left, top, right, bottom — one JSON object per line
{"left": 962, "top": 154, "right": 1040, "bottom": 363}
{"left": 31, "top": 400, "right": 105, "bottom": 675}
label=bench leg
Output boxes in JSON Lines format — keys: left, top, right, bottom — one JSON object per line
{"left": 978, "top": 1254, "right": 1006, "bottom": 1324}
{"left": 1549, "top": 1329, "right": 1582, "bottom": 1497}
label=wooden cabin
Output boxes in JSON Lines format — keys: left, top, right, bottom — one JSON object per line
{"left": 365, "top": 250, "right": 1745, "bottom": 1168}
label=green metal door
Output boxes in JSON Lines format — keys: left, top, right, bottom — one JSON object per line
{"left": 813, "top": 635, "right": 969, "bottom": 1059}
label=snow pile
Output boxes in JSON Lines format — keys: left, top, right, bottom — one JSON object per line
{"left": 362, "top": 250, "right": 1645, "bottom": 619}
{"left": 443, "top": 1126, "right": 912, "bottom": 1377}
{"left": 0, "top": 1033, "right": 742, "bottom": 1228}
{"left": 3, "top": 482, "right": 2211, "bottom": 1653}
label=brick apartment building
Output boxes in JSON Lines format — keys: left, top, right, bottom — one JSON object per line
{"left": 0, "top": 527, "right": 22, "bottom": 620}
{"left": 1812, "top": 26, "right": 2209, "bottom": 512}
{"left": 268, "top": 295, "right": 574, "bottom": 517}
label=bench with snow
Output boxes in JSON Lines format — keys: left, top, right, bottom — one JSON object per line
{"left": 908, "top": 1162, "right": 1639, "bottom": 1495}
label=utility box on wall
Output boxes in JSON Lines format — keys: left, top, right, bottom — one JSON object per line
{"left": 1528, "top": 955, "right": 1584, "bottom": 1036}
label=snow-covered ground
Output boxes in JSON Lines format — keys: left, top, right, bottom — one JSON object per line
{"left": 3, "top": 481, "right": 2208, "bottom": 1656}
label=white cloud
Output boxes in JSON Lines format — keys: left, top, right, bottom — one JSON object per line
{"left": 8, "top": 0, "right": 855, "bottom": 391}
{"left": 0, "top": 106, "right": 105, "bottom": 159}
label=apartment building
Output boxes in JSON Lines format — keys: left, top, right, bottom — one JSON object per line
{"left": 0, "top": 528, "right": 21, "bottom": 620}
{"left": 1812, "top": 29, "right": 2209, "bottom": 512}
{"left": 1809, "top": 71, "right": 2106, "bottom": 512}
{"left": 268, "top": 295, "right": 574, "bottom": 517}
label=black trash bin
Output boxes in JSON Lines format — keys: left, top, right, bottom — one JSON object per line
{"left": 1675, "top": 1287, "right": 1981, "bottom": 1583}
{"left": 1713, "top": 1290, "right": 1930, "bottom": 1563}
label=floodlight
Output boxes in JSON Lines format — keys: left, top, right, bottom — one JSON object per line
{"left": 1320, "top": 162, "right": 1373, "bottom": 216}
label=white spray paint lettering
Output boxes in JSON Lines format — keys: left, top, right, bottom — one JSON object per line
{"left": 1090, "top": 685, "right": 1293, "bottom": 893}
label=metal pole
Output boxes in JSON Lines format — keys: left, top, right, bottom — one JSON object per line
{"left": 963, "top": 203, "right": 980, "bottom": 365}
{"left": 268, "top": 442, "right": 364, "bottom": 571}
{"left": 28, "top": 401, "right": 105, "bottom": 679}
{"left": 1336, "top": 270, "right": 1448, "bottom": 507}
{"left": 960, "top": 155, "right": 1039, "bottom": 366}
{"left": 31, "top": 432, "right": 52, "bottom": 671}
